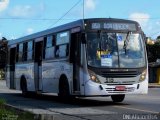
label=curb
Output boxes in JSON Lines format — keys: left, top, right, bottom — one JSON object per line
{"left": 3, "top": 104, "right": 64, "bottom": 120}
{"left": 3, "top": 104, "right": 41, "bottom": 120}
{"left": 148, "top": 85, "right": 160, "bottom": 88}
{"left": 4, "top": 103, "right": 28, "bottom": 113}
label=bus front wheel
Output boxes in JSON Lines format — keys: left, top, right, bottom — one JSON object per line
{"left": 111, "top": 95, "right": 125, "bottom": 103}
{"left": 58, "top": 76, "right": 71, "bottom": 100}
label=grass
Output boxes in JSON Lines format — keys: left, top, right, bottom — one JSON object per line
{"left": 0, "top": 98, "right": 35, "bottom": 120}
{"left": 0, "top": 98, "right": 6, "bottom": 106}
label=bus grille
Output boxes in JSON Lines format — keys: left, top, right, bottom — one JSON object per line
{"left": 105, "top": 87, "right": 135, "bottom": 93}
{"left": 100, "top": 71, "right": 138, "bottom": 78}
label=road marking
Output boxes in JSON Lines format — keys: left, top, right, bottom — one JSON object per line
{"left": 49, "top": 108, "right": 116, "bottom": 115}
{"left": 144, "top": 97, "right": 160, "bottom": 100}
{"left": 113, "top": 106, "right": 159, "bottom": 114}
{"left": 128, "top": 96, "right": 160, "bottom": 101}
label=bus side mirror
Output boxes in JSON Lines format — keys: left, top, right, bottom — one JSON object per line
{"left": 81, "top": 33, "right": 86, "bottom": 44}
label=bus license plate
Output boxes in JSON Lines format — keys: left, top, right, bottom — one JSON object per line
{"left": 115, "top": 86, "right": 126, "bottom": 91}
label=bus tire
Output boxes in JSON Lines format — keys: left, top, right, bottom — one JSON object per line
{"left": 20, "top": 77, "right": 28, "bottom": 97}
{"left": 58, "top": 76, "right": 71, "bottom": 101}
{"left": 111, "top": 94, "right": 125, "bottom": 103}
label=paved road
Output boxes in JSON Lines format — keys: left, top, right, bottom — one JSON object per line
{"left": 0, "top": 80, "right": 160, "bottom": 120}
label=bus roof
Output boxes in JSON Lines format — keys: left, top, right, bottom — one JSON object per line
{"left": 8, "top": 18, "right": 140, "bottom": 46}
{"left": 8, "top": 19, "right": 83, "bottom": 46}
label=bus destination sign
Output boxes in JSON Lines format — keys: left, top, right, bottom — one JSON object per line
{"left": 91, "top": 22, "right": 137, "bottom": 31}
{"left": 104, "top": 23, "right": 136, "bottom": 31}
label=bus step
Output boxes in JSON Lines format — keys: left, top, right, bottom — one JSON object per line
{"left": 36, "top": 91, "right": 42, "bottom": 94}
{"left": 73, "top": 91, "right": 80, "bottom": 95}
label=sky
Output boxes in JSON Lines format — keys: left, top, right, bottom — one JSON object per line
{"left": 0, "top": 0, "right": 160, "bottom": 40}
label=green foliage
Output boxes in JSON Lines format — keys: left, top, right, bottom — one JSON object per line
{"left": 0, "top": 69, "right": 5, "bottom": 80}
{"left": 157, "top": 35, "right": 160, "bottom": 40}
{"left": 0, "top": 108, "right": 16, "bottom": 120}
{"left": 0, "top": 98, "right": 34, "bottom": 120}
{"left": 155, "top": 39, "right": 160, "bottom": 45}
{"left": 18, "top": 112, "right": 35, "bottom": 120}
{"left": 0, "top": 98, "right": 6, "bottom": 106}
{"left": 0, "top": 98, "right": 15, "bottom": 120}
{"left": 0, "top": 108, "right": 35, "bottom": 120}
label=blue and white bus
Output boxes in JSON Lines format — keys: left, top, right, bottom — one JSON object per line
{"left": 6, "top": 18, "right": 148, "bottom": 102}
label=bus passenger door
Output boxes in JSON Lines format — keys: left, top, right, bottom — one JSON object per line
{"left": 9, "top": 47, "right": 16, "bottom": 89}
{"left": 34, "top": 40, "right": 43, "bottom": 91}
{"left": 70, "top": 32, "right": 81, "bottom": 94}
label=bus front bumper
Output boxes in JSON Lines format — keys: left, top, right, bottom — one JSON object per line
{"left": 84, "top": 80, "right": 148, "bottom": 96}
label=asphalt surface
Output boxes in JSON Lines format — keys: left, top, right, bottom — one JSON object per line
{"left": 0, "top": 80, "right": 160, "bottom": 120}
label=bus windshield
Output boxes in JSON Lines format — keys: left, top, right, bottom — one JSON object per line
{"left": 87, "top": 32, "right": 145, "bottom": 68}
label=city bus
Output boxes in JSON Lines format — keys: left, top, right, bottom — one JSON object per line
{"left": 6, "top": 18, "right": 148, "bottom": 102}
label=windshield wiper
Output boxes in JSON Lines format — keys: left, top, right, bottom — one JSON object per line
{"left": 123, "top": 31, "right": 131, "bottom": 55}
{"left": 97, "top": 30, "right": 102, "bottom": 55}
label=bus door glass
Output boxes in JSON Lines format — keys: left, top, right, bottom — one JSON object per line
{"left": 70, "top": 32, "right": 81, "bottom": 93}
{"left": 34, "top": 38, "right": 43, "bottom": 91}
{"left": 9, "top": 47, "right": 16, "bottom": 89}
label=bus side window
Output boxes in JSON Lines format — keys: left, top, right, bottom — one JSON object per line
{"left": 17, "top": 43, "right": 23, "bottom": 62}
{"left": 16, "top": 44, "right": 19, "bottom": 62}
{"left": 27, "top": 41, "right": 33, "bottom": 61}
{"left": 23, "top": 42, "right": 27, "bottom": 61}
{"left": 43, "top": 37, "right": 47, "bottom": 59}
{"left": 44, "top": 35, "right": 55, "bottom": 59}
{"left": 55, "top": 44, "right": 69, "bottom": 58}
{"left": 59, "top": 44, "right": 67, "bottom": 57}
{"left": 55, "top": 46, "right": 59, "bottom": 58}
{"left": 56, "top": 31, "right": 69, "bottom": 58}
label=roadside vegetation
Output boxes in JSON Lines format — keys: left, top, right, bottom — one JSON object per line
{"left": 0, "top": 69, "right": 5, "bottom": 80}
{"left": 0, "top": 98, "right": 35, "bottom": 120}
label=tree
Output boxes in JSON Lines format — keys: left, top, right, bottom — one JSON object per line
{"left": 146, "top": 43, "right": 157, "bottom": 62}
{"left": 146, "top": 36, "right": 160, "bottom": 62}
{"left": 157, "top": 35, "right": 160, "bottom": 40}
{"left": 0, "top": 37, "right": 8, "bottom": 68}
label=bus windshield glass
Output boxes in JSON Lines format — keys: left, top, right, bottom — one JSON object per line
{"left": 87, "top": 32, "right": 145, "bottom": 68}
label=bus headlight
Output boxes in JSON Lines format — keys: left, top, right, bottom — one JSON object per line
{"left": 139, "top": 69, "right": 147, "bottom": 81}
{"left": 88, "top": 70, "right": 101, "bottom": 83}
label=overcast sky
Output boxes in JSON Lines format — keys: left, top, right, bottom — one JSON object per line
{"left": 0, "top": 0, "right": 160, "bottom": 40}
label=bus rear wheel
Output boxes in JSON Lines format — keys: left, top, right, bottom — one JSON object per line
{"left": 21, "top": 79, "right": 28, "bottom": 97}
{"left": 111, "top": 95, "right": 125, "bottom": 103}
{"left": 58, "top": 76, "right": 72, "bottom": 101}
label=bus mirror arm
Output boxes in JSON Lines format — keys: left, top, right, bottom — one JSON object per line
{"left": 81, "top": 33, "right": 86, "bottom": 44}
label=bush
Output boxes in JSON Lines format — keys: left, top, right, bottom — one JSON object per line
{"left": 0, "top": 98, "right": 6, "bottom": 106}
{"left": 0, "top": 98, "right": 35, "bottom": 120}
{"left": 0, "top": 69, "right": 5, "bottom": 80}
